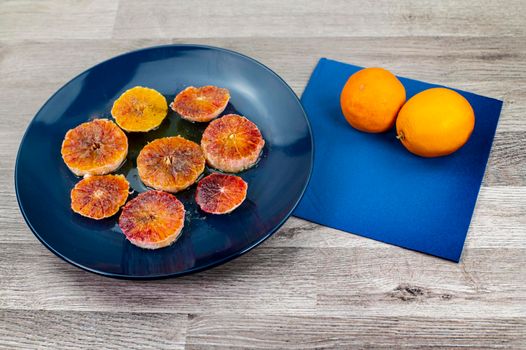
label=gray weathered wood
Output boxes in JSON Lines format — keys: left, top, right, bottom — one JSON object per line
{"left": 0, "top": 310, "right": 188, "bottom": 350}
{"left": 111, "top": 0, "right": 526, "bottom": 38}
{"left": 0, "top": 0, "right": 119, "bottom": 40}
{"left": 0, "top": 1, "right": 525, "bottom": 349}
{"left": 184, "top": 314, "right": 525, "bottom": 349}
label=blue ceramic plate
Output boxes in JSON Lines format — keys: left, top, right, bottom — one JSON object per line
{"left": 15, "top": 45, "right": 313, "bottom": 279}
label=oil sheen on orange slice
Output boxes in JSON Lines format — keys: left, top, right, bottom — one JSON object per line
{"left": 70, "top": 174, "right": 129, "bottom": 220}
{"left": 61, "top": 119, "right": 128, "bottom": 176}
{"left": 118, "top": 190, "right": 185, "bottom": 249}
{"left": 201, "top": 114, "right": 265, "bottom": 173}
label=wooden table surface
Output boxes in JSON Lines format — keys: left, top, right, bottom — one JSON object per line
{"left": 1, "top": 1, "right": 525, "bottom": 349}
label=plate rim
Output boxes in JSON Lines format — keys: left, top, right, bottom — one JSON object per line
{"left": 14, "top": 44, "right": 314, "bottom": 280}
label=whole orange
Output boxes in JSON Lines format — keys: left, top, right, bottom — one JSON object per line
{"left": 340, "top": 67, "right": 406, "bottom": 133}
{"left": 396, "top": 87, "right": 475, "bottom": 157}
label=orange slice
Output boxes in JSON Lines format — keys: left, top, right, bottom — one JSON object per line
{"left": 137, "top": 136, "right": 205, "bottom": 193}
{"left": 61, "top": 119, "right": 128, "bottom": 176}
{"left": 111, "top": 86, "right": 168, "bottom": 132}
{"left": 70, "top": 174, "right": 129, "bottom": 220}
{"left": 195, "top": 173, "right": 248, "bottom": 214}
{"left": 201, "top": 114, "right": 265, "bottom": 173}
{"left": 171, "top": 86, "right": 230, "bottom": 122}
{"left": 118, "top": 190, "right": 185, "bottom": 249}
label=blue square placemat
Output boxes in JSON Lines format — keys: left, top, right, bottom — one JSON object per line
{"left": 294, "top": 58, "right": 503, "bottom": 262}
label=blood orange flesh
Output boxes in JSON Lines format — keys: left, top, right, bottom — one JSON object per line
{"left": 118, "top": 191, "right": 185, "bottom": 249}
{"left": 201, "top": 114, "right": 265, "bottom": 173}
{"left": 70, "top": 174, "right": 129, "bottom": 220}
{"left": 137, "top": 136, "right": 205, "bottom": 193}
{"left": 195, "top": 173, "right": 248, "bottom": 214}
{"left": 61, "top": 119, "right": 128, "bottom": 176}
{"left": 111, "top": 86, "right": 168, "bottom": 132}
{"left": 171, "top": 86, "right": 230, "bottom": 122}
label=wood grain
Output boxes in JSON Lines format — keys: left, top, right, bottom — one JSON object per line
{"left": 185, "top": 314, "right": 525, "bottom": 349}
{"left": 111, "top": 0, "right": 526, "bottom": 38}
{"left": 1, "top": 242, "right": 525, "bottom": 322}
{"left": 0, "top": 0, "right": 119, "bottom": 40}
{"left": 0, "top": 310, "right": 187, "bottom": 350}
{"left": 0, "top": 0, "right": 525, "bottom": 348}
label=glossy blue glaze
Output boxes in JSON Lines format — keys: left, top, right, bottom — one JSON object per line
{"left": 15, "top": 45, "right": 313, "bottom": 279}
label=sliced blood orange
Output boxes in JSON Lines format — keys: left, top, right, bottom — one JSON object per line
{"left": 171, "top": 86, "right": 230, "bottom": 122}
{"left": 201, "top": 114, "right": 265, "bottom": 173}
{"left": 111, "top": 86, "right": 168, "bottom": 132}
{"left": 137, "top": 136, "right": 205, "bottom": 193}
{"left": 118, "top": 190, "right": 185, "bottom": 249}
{"left": 61, "top": 119, "right": 128, "bottom": 176}
{"left": 195, "top": 173, "right": 248, "bottom": 214}
{"left": 70, "top": 174, "right": 129, "bottom": 220}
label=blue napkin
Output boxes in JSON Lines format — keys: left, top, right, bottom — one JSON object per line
{"left": 294, "top": 58, "right": 503, "bottom": 262}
